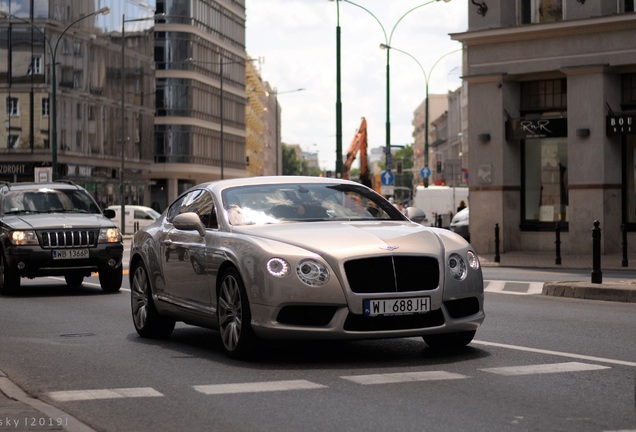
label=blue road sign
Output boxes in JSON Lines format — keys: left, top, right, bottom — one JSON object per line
{"left": 381, "top": 170, "right": 394, "bottom": 186}
{"left": 421, "top": 166, "right": 431, "bottom": 179}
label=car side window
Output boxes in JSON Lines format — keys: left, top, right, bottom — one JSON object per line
{"left": 167, "top": 189, "right": 216, "bottom": 228}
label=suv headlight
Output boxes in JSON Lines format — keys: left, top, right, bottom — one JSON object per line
{"left": 9, "top": 230, "right": 38, "bottom": 246}
{"left": 98, "top": 227, "right": 122, "bottom": 243}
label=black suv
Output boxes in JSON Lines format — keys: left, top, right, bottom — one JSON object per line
{"left": 0, "top": 181, "right": 123, "bottom": 295}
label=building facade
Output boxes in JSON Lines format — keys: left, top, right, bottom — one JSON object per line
{"left": 152, "top": 0, "right": 247, "bottom": 211}
{"left": 453, "top": 0, "right": 636, "bottom": 256}
{"left": 0, "top": 0, "right": 156, "bottom": 209}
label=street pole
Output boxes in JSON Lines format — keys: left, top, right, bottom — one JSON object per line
{"left": 220, "top": 58, "right": 225, "bottom": 179}
{"left": 121, "top": 14, "right": 126, "bottom": 232}
{"left": 335, "top": 1, "right": 343, "bottom": 178}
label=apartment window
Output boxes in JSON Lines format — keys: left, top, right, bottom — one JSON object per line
{"left": 8, "top": 135, "right": 19, "bottom": 149}
{"left": 42, "top": 98, "right": 49, "bottom": 116}
{"left": 520, "top": 79, "right": 567, "bottom": 111}
{"left": 27, "top": 56, "right": 42, "bottom": 75}
{"left": 7, "top": 97, "right": 19, "bottom": 116}
{"left": 76, "top": 103, "right": 81, "bottom": 119}
{"left": 73, "top": 71, "right": 82, "bottom": 89}
{"left": 627, "top": 0, "right": 635, "bottom": 12}
{"left": 520, "top": 0, "right": 563, "bottom": 24}
{"left": 88, "top": 106, "right": 95, "bottom": 121}
{"left": 76, "top": 131, "right": 82, "bottom": 151}
{"left": 73, "top": 42, "right": 82, "bottom": 56}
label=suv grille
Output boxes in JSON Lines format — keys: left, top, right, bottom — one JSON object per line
{"left": 40, "top": 230, "right": 98, "bottom": 248}
{"left": 344, "top": 256, "right": 439, "bottom": 293}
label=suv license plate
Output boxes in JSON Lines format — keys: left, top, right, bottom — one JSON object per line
{"left": 364, "top": 296, "right": 430, "bottom": 317}
{"left": 52, "top": 249, "right": 89, "bottom": 260}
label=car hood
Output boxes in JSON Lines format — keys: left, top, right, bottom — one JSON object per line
{"left": 4, "top": 213, "right": 117, "bottom": 230}
{"left": 234, "top": 221, "right": 444, "bottom": 257}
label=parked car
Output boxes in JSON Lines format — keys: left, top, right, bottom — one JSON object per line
{"left": 107, "top": 205, "right": 161, "bottom": 233}
{"left": 129, "top": 176, "right": 484, "bottom": 358}
{"left": 450, "top": 207, "right": 470, "bottom": 242}
{"left": 0, "top": 181, "right": 123, "bottom": 295}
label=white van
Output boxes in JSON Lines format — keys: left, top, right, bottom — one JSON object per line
{"left": 107, "top": 205, "right": 161, "bottom": 233}
{"left": 412, "top": 185, "right": 469, "bottom": 228}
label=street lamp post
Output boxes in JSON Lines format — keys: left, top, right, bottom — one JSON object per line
{"left": 120, "top": 13, "right": 164, "bottom": 234}
{"left": 1, "top": 7, "right": 110, "bottom": 181}
{"left": 379, "top": 45, "right": 461, "bottom": 187}
{"left": 333, "top": 0, "right": 451, "bottom": 173}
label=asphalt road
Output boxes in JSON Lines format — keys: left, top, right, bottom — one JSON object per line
{"left": 0, "top": 274, "right": 634, "bottom": 432}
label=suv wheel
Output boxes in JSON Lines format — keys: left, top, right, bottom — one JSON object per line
{"left": 0, "top": 254, "right": 20, "bottom": 295}
{"left": 99, "top": 266, "right": 122, "bottom": 293}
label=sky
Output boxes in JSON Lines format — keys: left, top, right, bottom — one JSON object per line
{"left": 245, "top": 0, "right": 468, "bottom": 172}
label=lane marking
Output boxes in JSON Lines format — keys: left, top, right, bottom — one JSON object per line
{"left": 341, "top": 371, "right": 468, "bottom": 385}
{"left": 480, "top": 361, "right": 610, "bottom": 376}
{"left": 473, "top": 340, "right": 636, "bottom": 367}
{"left": 484, "top": 280, "right": 544, "bottom": 295}
{"left": 47, "top": 387, "right": 163, "bottom": 402}
{"left": 194, "top": 380, "right": 326, "bottom": 395}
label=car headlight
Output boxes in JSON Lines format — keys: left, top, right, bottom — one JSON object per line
{"left": 448, "top": 253, "right": 468, "bottom": 280}
{"left": 98, "top": 227, "right": 122, "bottom": 243}
{"left": 9, "top": 230, "right": 38, "bottom": 246}
{"left": 267, "top": 257, "right": 290, "bottom": 277}
{"left": 467, "top": 250, "right": 480, "bottom": 270}
{"left": 296, "top": 259, "right": 329, "bottom": 286}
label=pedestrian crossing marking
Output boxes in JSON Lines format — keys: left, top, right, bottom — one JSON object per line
{"left": 484, "top": 280, "right": 544, "bottom": 295}
{"left": 341, "top": 371, "right": 468, "bottom": 385}
{"left": 194, "top": 380, "right": 326, "bottom": 395}
{"left": 480, "top": 361, "right": 610, "bottom": 376}
{"left": 47, "top": 387, "right": 163, "bottom": 402}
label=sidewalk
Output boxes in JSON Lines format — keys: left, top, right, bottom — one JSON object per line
{"left": 479, "top": 251, "right": 636, "bottom": 303}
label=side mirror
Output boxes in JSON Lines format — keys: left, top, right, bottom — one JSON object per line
{"left": 173, "top": 212, "right": 206, "bottom": 237}
{"left": 405, "top": 207, "right": 427, "bottom": 224}
{"left": 103, "top": 209, "right": 116, "bottom": 218}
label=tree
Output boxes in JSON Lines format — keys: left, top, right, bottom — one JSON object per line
{"left": 282, "top": 144, "right": 302, "bottom": 175}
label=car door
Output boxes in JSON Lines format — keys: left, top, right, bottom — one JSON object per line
{"left": 161, "top": 189, "right": 215, "bottom": 310}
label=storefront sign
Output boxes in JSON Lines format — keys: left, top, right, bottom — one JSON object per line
{"left": 606, "top": 113, "right": 635, "bottom": 135}
{"left": 506, "top": 118, "right": 568, "bottom": 140}
{"left": 0, "top": 163, "right": 33, "bottom": 177}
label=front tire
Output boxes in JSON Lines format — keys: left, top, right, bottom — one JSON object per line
{"left": 131, "top": 262, "right": 175, "bottom": 338}
{"left": 423, "top": 330, "right": 476, "bottom": 349}
{"left": 217, "top": 267, "right": 256, "bottom": 359}
{"left": 0, "top": 254, "right": 20, "bottom": 295}
{"left": 99, "top": 266, "right": 122, "bottom": 293}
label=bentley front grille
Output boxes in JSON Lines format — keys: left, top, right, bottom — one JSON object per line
{"left": 40, "top": 230, "right": 98, "bottom": 248}
{"left": 344, "top": 256, "right": 439, "bottom": 294}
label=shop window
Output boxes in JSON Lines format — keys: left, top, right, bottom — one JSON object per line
{"left": 521, "top": 79, "right": 567, "bottom": 111}
{"left": 520, "top": 0, "right": 563, "bottom": 24}
{"left": 522, "top": 138, "right": 568, "bottom": 228}
{"left": 628, "top": 136, "right": 636, "bottom": 225}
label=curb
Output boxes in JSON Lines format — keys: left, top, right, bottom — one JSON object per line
{"left": 542, "top": 281, "right": 636, "bottom": 303}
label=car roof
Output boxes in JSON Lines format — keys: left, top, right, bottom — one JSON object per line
{"left": 194, "top": 176, "right": 366, "bottom": 195}
{"left": 0, "top": 181, "right": 83, "bottom": 193}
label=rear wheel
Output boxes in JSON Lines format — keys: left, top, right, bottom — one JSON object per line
{"left": 99, "top": 266, "right": 122, "bottom": 293}
{"left": 131, "top": 262, "right": 175, "bottom": 338}
{"left": 65, "top": 273, "right": 84, "bottom": 287}
{"left": 423, "top": 330, "right": 476, "bottom": 349}
{"left": 217, "top": 267, "right": 256, "bottom": 359}
{"left": 0, "top": 254, "right": 20, "bottom": 295}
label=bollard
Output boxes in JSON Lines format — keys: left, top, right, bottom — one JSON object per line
{"left": 621, "top": 224, "right": 628, "bottom": 268}
{"left": 437, "top": 214, "right": 442, "bottom": 228}
{"left": 555, "top": 222, "right": 561, "bottom": 265}
{"left": 591, "top": 220, "right": 602, "bottom": 284}
{"left": 494, "top": 223, "right": 500, "bottom": 263}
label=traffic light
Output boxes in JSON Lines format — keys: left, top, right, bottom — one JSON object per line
{"left": 436, "top": 160, "right": 442, "bottom": 174}
{"left": 396, "top": 161, "right": 403, "bottom": 175}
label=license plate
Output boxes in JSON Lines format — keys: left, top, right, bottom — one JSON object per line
{"left": 364, "top": 297, "right": 430, "bottom": 317}
{"left": 52, "top": 249, "right": 89, "bottom": 260}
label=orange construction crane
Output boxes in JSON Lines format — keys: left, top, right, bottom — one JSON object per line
{"left": 343, "top": 117, "right": 372, "bottom": 188}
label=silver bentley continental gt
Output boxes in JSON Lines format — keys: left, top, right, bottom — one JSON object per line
{"left": 129, "top": 176, "right": 484, "bottom": 358}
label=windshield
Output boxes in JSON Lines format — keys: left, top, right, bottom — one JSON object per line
{"left": 222, "top": 183, "right": 406, "bottom": 226}
{"left": 2, "top": 188, "right": 102, "bottom": 215}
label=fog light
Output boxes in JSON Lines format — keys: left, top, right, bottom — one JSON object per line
{"left": 17, "top": 262, "right": 25, "bottom": 270}
{"left": 108, "top": 258, "right": 117, "bottom": 267}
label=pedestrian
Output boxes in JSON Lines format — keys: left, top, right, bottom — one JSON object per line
{"left": 457, "top": 200, "right": 467, "bottom": 213}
